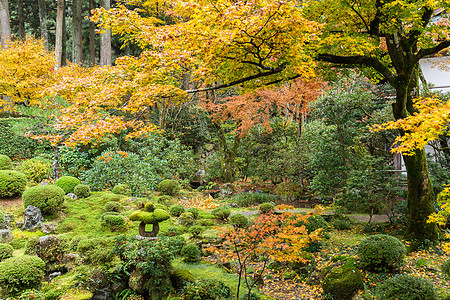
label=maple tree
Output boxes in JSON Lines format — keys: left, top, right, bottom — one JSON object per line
{"left": 207, "top": 207, "right": 323, "bottom": 298}
{"left": 0, "top": 37, "right": 55, "bottom": 113}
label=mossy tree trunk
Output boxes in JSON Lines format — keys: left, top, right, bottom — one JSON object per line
{"left": 213, "top": 122, "right": 240, "bottom": 183}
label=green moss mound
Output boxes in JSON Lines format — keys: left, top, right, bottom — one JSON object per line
{"left": 19, "top": 158, "right": 51, "bottom": 183}
{"left": 101, "top": 212, "right": 127, "bottom": 230}
{"left": 0, "top": 243, "right": 13, "bottom": 262}
{"left": 0, "top": 155, "right": 12, "bottom": 170}
{"left": 22, "top": 184, "right": 65, "bottom": 214}
{"left": 0, "top": 255, "right": 45, "bottom": 296}
{"left": 105, "top": 201, "right": 122, "bottom": 212}
{"left": 181, "top": 243, "right": 201, "bottom": 262}
{"left": 0, "top": 170, "right": 27, "bottom": 198}
{"left": 74, "top": 184, "right": 91, "bottom": 198}
{"left": 158, "top": 179, "right": 180, "bottom": 196}
{"left": 169, "top": 204, "right": 186, "bottom": 217}
{"left": 259, "top": 202, "right": 274, "bottom": 214}
{"left": 112, "top": 183, "right": 132, "bottom": 196}
{"left": 211, "top": 206, "right": 231, "bottom": 220}
{"left": 375, "top": 274, "right": 437, "bottom": 300}
{"left": 357, "top": 234, "right": 406, "bottom": 272}
{"left": 129, "top": 208, "right": 170, "bottom": 224}
{"left": 229, "top": 213, "right": 249, "bottom": 228}
{"left": 322, "top": 267, "right": 364, "bottom": 300}
{"left": 55, "top": 176, "right": 80, "bottom": 194}
{"left": 170, "top": 269, "right": 195, "bottom": 290}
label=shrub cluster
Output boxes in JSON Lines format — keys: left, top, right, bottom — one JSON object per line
{"left": 188, "top": 225, "right": 206, "bottom": 238}
{"left": 258, "top": 202, "right": 274, "bottom": 214}
{"left": 55, "top": 176, "right": 80, "bottom": 194}
{"left": 104, "top": 201, "right": 122, "bottom": 213}
{"left": 179, "top": 212, "right": 195, "bottom": 226}
{"left": 229, "top": 213, "right": 249, "bottom": 228}
{"left": 187, "top": 207, "right": 200, "bottom": 219}
{"left": 158, "top": 179, "right": 180, "bottom": 196}
{"left": 112, "top": 183, "right": 132, "bottom": 196}
{"left": 0, "top": 170, "right": 27, "bottom": 198}
{"left": 375, "top": 274, "right": 437, "bottom": 300}
{"left": 183, "top": 279, "right": 232, "bottom": 300}
{"left": 0, "top": 155, "right": 12, "bottom": 170}
{"left": 442, "top": 258, "right": 450, "bottom": 279}
{"left": 211, "top": 206, "right": 231, "bottom": 220}
{"left": 0, "top": 255, "right": 46, "bottom": 296}
{"left": 231, "top": 192, "right": 278, "bottom": 207}
{"left": 169, "top": 204, "right": 186, "bottom": 217}
{"left": 0, "top": 243, "right": 13, "bottom": 261}
{"left": 357, "top": 234, "right": 406, "bottom": 272}
{"left": 19, "top": 158, "right": 51, "bottom": 183}
{"left": 74, "top": 184, "right": 91, "bottom": 198}
{"left": 22, "top": 185, "right": 65, "bottom": 214}
{"left": 101, "top": 212, "right": 127, "bottom": 231}
{"left": 321, "top": 266, "right": 364, "bottom": 300}
{"left": 181, "top": 243, "right": 201, "bottom": 262}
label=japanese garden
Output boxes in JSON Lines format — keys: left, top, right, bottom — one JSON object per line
{"left": 0, "top": 0, "right": 449, "bottom": 299}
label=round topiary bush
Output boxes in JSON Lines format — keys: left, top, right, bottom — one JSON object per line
{"left": 188, "top": 225, "right": 206, "bottom": 238}
{"left": 0, "top": 243, "right": 13, "bottom": 261}
{"left": 101, "top": 212, "right": 127, "bottom": 231}
{"left": 170, "top": 204, "right": 186, "bottom": 217}
{"left": 181, "top": 243, "right": 201, "bottom": 262}
{"left": 211, "top": 206, "right": 231, "bottom": 220}
{"left": 357, "top": 234, "right": 406, "bottom": 272}
{"left": 112, "top": 183, "right": 132, "bottom": 196}
{"left": 305, "top": 215, "right": 329, "bottom": 233}
{"left": 158, "top": 179, "right": 180, "bottom": 196}
{"left": 19, "top": 158, "right": 51, "bottom": 183}
{"left": 55, "top": 176, "right": 80, "bottom": 194}
{"left": 179, "top": 212, "right": 195, "bottom": 226}
{"left": 157, "top": 195, "right": 176, "bottom": 206}
{"left": 442, "top": 258, "right": 450, "bottom": 279}
{"left": 22, "top": 185, "right": 65, "bottom": 214}
{"left": 104, "top": 201, "right": 122, "bottom": 212}
{"left": 321, "top": 266, "right": 364, "bottom": 300}
{"left": 187, "top": 207, "right": 200, "bottom": 219}
{"left": 0, "top": 255, "right": 45, "bottom": 296}
{"left": 0, "top": 155, "right": 12, "bottom": 170}
{"left": 259, "top": 202, "right": 274, "bottom": 214}
{"left": 74, "top": 184, "right": 91, "bottom": 198}
{"left": 229, "top": 213, "right": 249, "bottom": 228}
{"left": 0, "top": 170, "right": 27, "bottom": 198}
{"left": 375, "top": 274, "right": 437, "bottom": 300}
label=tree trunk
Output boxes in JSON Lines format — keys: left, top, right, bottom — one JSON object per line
{"left": 89, "top": 0, "right": 96, "bottom": 66}
{"left": 0, "top": 0, "right": 11, "bottom": 48}
{"left": 55, "top": 0, "right": 65, "bottom": 69}
{"left": 52, "top": 146, "right": 60, "bottom": 180}
{"left": 38, "top": 0, "right": 48, "bottom": 49}
{"left": 61, "top": 4, "right": 67, "bottom": 66}
{"left": 72, "top": 0, "right": 83, "bottom": 64}
{"left": 17, "top": 0, "right": 25, "bottom": 39}
{"left": 213, "top": 122, "right": 240, "bottom": 183}
{"left": 100, "top": 0, "right": 111, "bottom": 66}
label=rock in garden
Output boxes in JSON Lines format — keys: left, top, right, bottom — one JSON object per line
{"left": 0, "top": 229, "right": 13, "bottom": 243}
{"left": 220, "top": 183, "right": 234, "bottom": 197}
{"left": 49, "top": 272, "right": 62, "bottom": 281}
{"left": 66, "top": 193, "right": 77, "bottom": 199}
{"left": 22, "top": 205, "right": 44, "bottom": 230}
{"left": 92, "top": 287, "right": 112, "bottom": 300}
{"left": 40, "top": 223, "right": 56, "bottom": 234}
{"left": 38, "top": 235, "right": 63, "bottom": 263}
{"left": 0, "top": 215, "right": 9, "bottom": 230}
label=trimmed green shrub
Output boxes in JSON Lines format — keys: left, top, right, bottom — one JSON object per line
{"left": 229, "top": 213, "right": 249, "bottom": 228}
{"left": 77, "top": 237, "right": 115, "bottom": 265}
{"left": 105, "top": 201, "right": 122, "bottom": 212}
{"left": 112, "top": 183, "right": 132, "bottom": 196}
{"left": 181, "top": 243, "right": 201, "bottom": 262}
{"left": 375, "top": 274, "right": 437, "bottom": 300}
{"left": 0, "top": 243, "right": 13, "bottom": 261}
{"left": 259, "top": 202, "right": 274, "bottom": 214}
{"left": 74, "top": 184, "right": 91, "bottom": 198}
{"left": 332, "top": 218, "right": 352, "bottom": 230}
{"left": 0, "top": 170, "right": 27, "bottom": 198}
{"left": 170, "top": 204, "right": 186, "bottom": 217}
{"left": 0, "top": 155, "right": 12, "bottom": 170}
{"left": 22, "top": 185, "right": 65, "bottom": 214}
{"left": 187, "top": 207, "right": 200, "bottom": 219}
{"left": 179, "top": 212, "right": 195, "bottom": 226}
{"left": 170, "top": 269, "right": 195, "bottom": 290}
{"left": 188, "top": 225, "right": 206, "bottom": 238}
{"left": 18, "top": 289, "right": 45, "bottom": 300}
{"left": 55, "top": 176, "right": 80, "bottom": 194}
{"left": 101, "top": 212, "right": 127, "bottom": 230}
{"left": 19, "top": 158, "right": 51, "bottom": 183}
{"left": 157, "top": 195, "right": 176, "bottom": 206}
{"left": 211, "top": 206, "right": 231, "bottom": 220}
{"left": 442, "top": 258, "right": 450, "bottom": 279}
{"left": 183, "top": 279, "right": 231, "bottom": 300}
{"left": 357, "top": 234, "right": 406, "bottom": 272}
{"left": 0, "top": 255, "right": 45, "bottom": 296}
{"left": 306, "top": 215, "right": 329, "bottom": 233}
{"left": 158, "top": 179, "right": 180, "bottom": 196}
{"left": 231, "top": 192, "right": 278, "bottom": 207}
{"left": 321, "top": 267, "right": 364, "bottom": 300}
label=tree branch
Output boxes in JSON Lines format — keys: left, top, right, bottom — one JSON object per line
{"left": 317, "top": 53, "right": 396, "bottom": 84}
{"left": 417, "top": 40, "right": 450, "bottom": 59}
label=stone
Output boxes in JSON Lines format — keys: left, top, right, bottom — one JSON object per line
{"left": 220, "top": 183, "right": 235, "bottom": 198}
{"left": 0, "top": 229, "right": 13, "bottom": 243}
{"left": 40, "top": 223, "right": 56, "bottom": 234}
{"left": 22, "top": 205, "right": 44, "bottom": 230}
{"left": 92, "top": 288, "right": 112, "bottom": 300}
{"left": 66, "top": 193, "right": 77, "bottom": 199}
{"left": 195, "top": 169, "right": 206, "bottom": 184}
{"left": 0, "top": 215, "right": 9, "bottom": 230}
{"left": 40, "top": 181, "right": 49, "bottom": 185}
{"left": 38, "top": 235, "right": 63, "bottom": 263}
{"left": 135, "top": 235, "right": 159, "bottom": 241}
{"left": 15, "top": 221, "right": 24, "bottom": 228}
{"left": 49, "top": 272, "right": 62, "bottom": 281}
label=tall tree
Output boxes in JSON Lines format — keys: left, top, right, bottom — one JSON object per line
{"left": 72, "top": 0, "right": 83, "bottom": 64}
{"left": 54, "top": 0, "right": 64, "bottom": 69}
{"left": 38, "top": 0, "right": 48, "bottom": 49}
{"left": 0, "top": 0, "right": 11, "bottom": 48}
{"left": 16, "top": 0, "right": 25, "bottom": 39}
{"left": 89, "top": 0, "right": 96, "bottom": 66}
{"left": 100, "top": 0, "right": 111, "bottom": 66}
